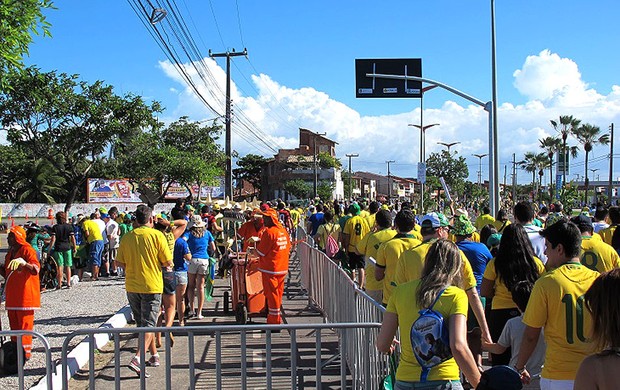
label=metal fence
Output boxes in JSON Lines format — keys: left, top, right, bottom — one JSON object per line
{"left": 296, "top": 234, "right": 391, "bottom": 390}
{"left": 59, "top": 322, "right": 381, "bottom": 390}
{"left": 0, "top": 330, "right": 54, "bottom": 390}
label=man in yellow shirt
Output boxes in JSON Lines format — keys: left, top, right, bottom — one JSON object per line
{"left": 342, "top": 203, "right": 370, "bottom": 287}
{"left": 82, "top": 215, "right": 104, "bottom": 281}
{"left": 374, "top": 209, "right": 420, "bottom": 305}
{"left": 355, "top": 209, "right": 396, "bottom": 303}
{"left": 116, "top": 205, "right": 173, "bottom": 376}
{"left": 598, "top": 205, "right": 620, "bottom": 245}
{"left": 364, "top": 201, "right": 380, "bottom": 232}
{"left": 395, "top": 212, "right": 492, "bottom": 344}
{"left": 474, "top": 206, "right": 495, "bottom": 231}
{"left": 570, "top": 214, "right": 620, "bottom": 273}
{"left": 516, "top": 220, "right": 600, "bottom": 389}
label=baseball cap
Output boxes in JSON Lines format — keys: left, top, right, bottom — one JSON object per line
{"left": 420, "top": 212, "right": 450, "bottom": 229}
{"left": 349, "top": 203, "right": 361, "bottom": 215}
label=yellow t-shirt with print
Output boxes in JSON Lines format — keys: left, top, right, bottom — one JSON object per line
{"left": 598, "top": 224, "right": 617, "bottom": 245}
{"left": 82, "top": 219, "right": 103, "bottom": 243}
{"left": 394, "top": 241, "right": 477, "bottom": 291}
{"left": 315, "top": 222, "right": 340, "bottom": 251}
{"left": 356, "top": 228, "right": 397, "bottom": 291}
{"left": 580, "top": 236, "right": 620, "bottom": 273}
{"left": 482, "top": 257, "right": 546, "bottom": 310}
{"left": 387, "top": 281, "right": 468, "bottom": 382}
{"left": 376, "top": 234, "right": 421, "bottom": 304}
{"left": 343, "top": 215, "right": 370, "bottom": 252}
{"left": 522, "top": 263, "right": 599, "bottom": 380}
{"left": 290, "top": 208, "right": 300, "bottom": 227}
{"left": 116, "top": 226, "right": 172, "bottom": 294}
{"left": 474, "top": 214, "right": 495, "bottom": 231}
{"left": 365, "top": 213, "right": 377, "bottom": 231}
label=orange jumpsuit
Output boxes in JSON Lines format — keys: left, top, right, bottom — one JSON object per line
{"left": 237, "top": 219, "right": 264, "bottom": 251}
{"left": 256, "top": 210, "right": 291, "bottom": 324}
{"left": 4, "top": 226, "right": 41, "bottom": 359}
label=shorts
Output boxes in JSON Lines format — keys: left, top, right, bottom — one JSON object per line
{"left": 347, "top": 252, "right": 365, "bottom": 269}
{"left": 126, "top": 292, "right": 162, "bottom": 327}
{"left": 188, "top": 258, "right": 210, "bottom": 275}
{"left": 162, "top": 270, "right": 177, "bottom": 295}
{"left": 540, "top": 378, "right": 573, "bottom": 390}
{"left": 395, "top": 380, "right": 463, "bottom": 389}
{"left": 53, "top": 250, "right": 73, "bottom": 267}
{"left": 175, "top": 271, "right": 188, "bottom": 285}
{"left": 89, "top": 240, "right": 104, "bottom": 267}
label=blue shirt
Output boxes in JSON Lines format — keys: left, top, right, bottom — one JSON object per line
{"left": 456, "top": 240, "right": 492, "bottom": 292}
{"left": 308, "top": 212, "right": 325, "bottom": 236}
{"left": 173, "top": 237, "right": 191, "bottom": 271}
{"left": 185, "top": 230, "right": 214, "bottom": 259}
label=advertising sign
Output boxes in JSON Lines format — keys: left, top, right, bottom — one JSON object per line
{"left": 87, "top": 179, "right": 142, "bottom": 203}
{"left": 355, "top": 58, "right": 422, "bottom": 98}
{"left": 417, "top": 162, "right": 427, "bottom": 184}
{"left": 164, "top": 178, "right": 225, "bottom": 200}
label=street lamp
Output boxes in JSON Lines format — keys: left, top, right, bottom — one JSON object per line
{"left": 590, "top": 168, "right": 600, "bottom": 182}
{"left": 386, "top": 160, "right": 395, "bottom": 202}
{"left": 438, "top": 141, "right": 461, "bottom": 154}
{"left": 409, "top": 122, "right": 439, "bottom": 214}
{"left": 346, "top": 153, "right": 359, "bottom": 200}
{"left": 473, "top": 153, "right": 489, "bottom": 186}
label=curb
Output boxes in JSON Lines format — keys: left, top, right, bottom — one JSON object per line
{"left": 31, "top": 305, "right": 133, "bottom": 390}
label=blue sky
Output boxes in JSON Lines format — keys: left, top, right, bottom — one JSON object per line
{"left": 24, "top": 1, "right": 620, "bottom": 185}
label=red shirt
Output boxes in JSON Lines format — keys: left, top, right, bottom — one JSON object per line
{"left": 4, "top": 244, "right": 41, "bottom": 310}
{"left": 256, "top": 225, "right": 291, "bottom": 275}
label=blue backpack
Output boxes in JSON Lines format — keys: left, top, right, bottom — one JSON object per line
{"left": 410, "top": 289, "right": 453, "bottom": 382}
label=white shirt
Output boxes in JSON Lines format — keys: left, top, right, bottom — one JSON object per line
{"left": 498, "top": 315, "right": 546, "bottom": 378}
{"left": 106, "top": 220, "right": 120, "bottom": 248}
{"left": 523, "top": 223, "right": 547, "bottom": 264}
{"left": 592, "top": 221, "right": 609, "bottom": 233}
{"left": 94, "top": 219, "right": 108, "bottom": 244}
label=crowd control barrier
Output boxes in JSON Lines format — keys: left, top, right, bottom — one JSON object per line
{"left": 297, "top": 228, "right": 392, "bottom": 390}
{"left": 0, "top": 329, "right": 54, "bottom": 390}
{"left": 60, "top": 323, "right": 381, "bottom": 390}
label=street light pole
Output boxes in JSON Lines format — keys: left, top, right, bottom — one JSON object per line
{"left": 438, "top": 141, "right": 461, "bottom": 154}
{"left": 473, "top": 153, "right": 489, "bottom": 186}
{"left": 409, "top": 121, "right": 439, "bottom": 214}
{"left": 386, "top": 160, "right": 395, "bottom": 202}
{"left": 346, "top": 153, "right": 359, "bottom": 200}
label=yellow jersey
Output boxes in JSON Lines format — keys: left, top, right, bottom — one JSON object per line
{"left": 522, "top": 263, "right": 600, "bottom": 380}
{"left": 365, "top": 213, "right": 377, "bottom": 231}
{"left": 376, "top": 234, "right": 421, "bottom": 304}
{"left": 482, "top": 257, "right": 546, "bottom": 310}
{"left": 598, "top": 224, "right": 618, "bottom": 245}
{"left": 387, "top": 281, "right": 468, "bottom": 382}
{"left": 493, "top": 219, "right": 511, "bottom": 233}
{"left": 290, "top": 208, "right": 300, "bottom": 227}
{"left": 356, "top": 228, "right": 397, "bottom": 291}
{"left": 82, "top": 219, "right": 103, "bottom": 243}
{"left": 475, "top": 214, "right": 496, "bottom": 231}
{"left": 579, "top": 236, "right": 620, "bottom": 273}
{"left": 448, "top": 231, "right": 480, "bottom": 243}
{"left": 343, "top": 215, "right": 370, "bottom": 252}
{"left": 395, "top": 240, "right": 477, "bottom": 291}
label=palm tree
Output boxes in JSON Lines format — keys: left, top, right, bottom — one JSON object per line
{"left": 521, "top": 152, "right": 547, "bottom": 200}
{"left": 539, "top": 136, "right": 562, "bottom": 200}
{"left": 573, "top": 123, "right": 610, "bottom": 205}
{"left": 15, "top": 159, "right": 67, "bottom": 204}
{"left": 551, "top": 115, "right": 581, "bottom": 187}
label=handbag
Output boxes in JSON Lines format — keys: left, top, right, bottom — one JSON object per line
{"left": 382, "top": 353, "right": 398, "bottom": 389}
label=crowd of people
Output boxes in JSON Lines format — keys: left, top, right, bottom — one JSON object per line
{"left": 3, "top": 197, "right": 620, "bottom": 387}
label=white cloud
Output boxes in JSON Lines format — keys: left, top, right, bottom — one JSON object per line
{"left": 161, "top": 51, "right": 620, "bottom": 182}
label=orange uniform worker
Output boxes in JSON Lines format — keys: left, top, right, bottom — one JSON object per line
{"left": 255, "top": 208, "right": 291, "bottom": 324}
{"left": 1, "top": 226, "right": 41, "bottom": 359}
{"left": 237, "top": 209, "right": 265, "bottom": 251}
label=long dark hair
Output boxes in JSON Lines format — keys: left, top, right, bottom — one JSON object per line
{"left": 494, "top": 224, "right": 540, "bottom": 292}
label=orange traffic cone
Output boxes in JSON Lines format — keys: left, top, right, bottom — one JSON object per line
{"left": 11, "top": 217, "right": 15, "bottom": 227}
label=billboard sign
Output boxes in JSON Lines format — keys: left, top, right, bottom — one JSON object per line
{"left": 355, "top": 58, "right": 422, "bottom": 98}
{"left": 87, "top": 179, "right": 142, "bottom": 203}
{"left": 164, "top": 178, "right": 225, "bottom": 200}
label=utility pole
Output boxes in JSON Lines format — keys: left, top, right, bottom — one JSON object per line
{"left": 512, "top": 153, "right": 517, "bottom": 204}
{"left": 609, "top": 123, "right": 615, "bottom": 205}
{"left": 312, "top": 131, "right": 327, "bottom": 198}
{"left": 209, "top": 48, "right": 248, "bottom": 200}
{"left": 345, "top": 153, "right": 359, "bottom": 200}
{"left": 473, "top": 153, "right": 488, "bottom": 186}
{"left": 386, "top": 160, "right": 395, "bottom": 202}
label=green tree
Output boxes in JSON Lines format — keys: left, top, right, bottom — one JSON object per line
{"left": 539, "top": 136, "right": 561, "bottom": 200}
{"left": 550, "top": 115, "right": 581, "bottom": 187}
{"left": 521, "top": 152, "right": 547, "bottom": 201}
{"left": 573, "top": 123, "right": 610, "bottom": 204}
{"left": 0, "top": 67, "right": 161, "bottom": 211}
{"left": 317, "top": 152, "right": 342, "bottom": 169}
{"left": 233, "top": 154, "right": 268, "bottom": 192}
{"left": 0, "top": 144, "right": 28, "bottom": 201}
{"left": 284, "top": 179, "right": 311, "bottom": 200}
{"left": 0, "top": 0, "right": 54, "bottom": 89}
{"left": 114, "top": 117, "right": 225, "bottom": 207}
{"left": 317, "top": 180, "right": 335, "bottom": 201}
{"left": 14, "top": 158, "right": 66, "bottom": 203}
{"left": 425, "top": 150, "right": 469, "bottom": 200}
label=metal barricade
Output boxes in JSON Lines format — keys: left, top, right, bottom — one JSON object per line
{"left": 297, "top": 240, "right": 392, "bottom": 389}
{"left": 0, "top": 330, "right": 54, "bottom": 390}
{"left": 59, "top": 323, "right": 380, "bottom": 390}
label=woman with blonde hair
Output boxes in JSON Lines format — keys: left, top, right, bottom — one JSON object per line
{"left": 377, "top": 239, "right": 481, "bottom": 389}
{"left": 574, "top": 269, "right": 620, "bottom": 390}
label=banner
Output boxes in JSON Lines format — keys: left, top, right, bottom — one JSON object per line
{"left": 87, "top": 179, "right": 142, "bottom": 203}
{"left": 164, "top": 178, "right": 225, "bottom": 200}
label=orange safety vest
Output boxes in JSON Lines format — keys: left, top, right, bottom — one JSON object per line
{"left": 256, "top": 225, "right": 291, "bottom": 275}
{"left": 4, "top": 244, "right": 41, "bottom": 311}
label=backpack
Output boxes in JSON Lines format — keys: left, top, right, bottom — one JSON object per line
{"left": 325, "top": 224, "right": 340, "bottom": 258}
{"left": 410, "top": 289, "right": 452, "bottom": 382}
